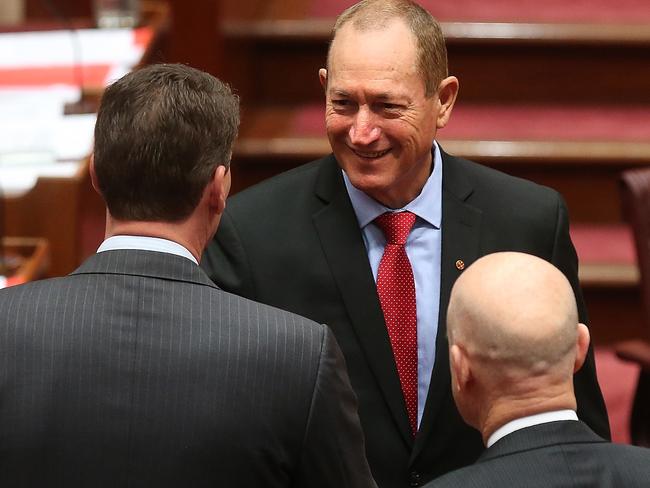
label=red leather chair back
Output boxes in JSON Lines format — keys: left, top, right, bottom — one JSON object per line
{"left": 621, "top": 168, "right": 650, "bottom": 334}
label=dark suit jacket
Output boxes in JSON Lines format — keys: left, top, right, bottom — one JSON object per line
{"left": 0, "top": 249, "right": 375, "bottom": 488}
{"left": 425, "top": 420, "right": 650, "bottom": 487}
{"left": 202, "top": 150, "right": 610, "bottom": 487}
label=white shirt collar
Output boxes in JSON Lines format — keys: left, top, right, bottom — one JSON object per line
{"left": 487, "top": 409, "right": 578, "bottom": 448}
{"left": 97, "top": 235, "right": 198, "bottom": 264}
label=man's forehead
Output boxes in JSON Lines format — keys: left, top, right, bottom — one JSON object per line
{"left": 328, "top": 30, "right": 419, "bottom": 86}
{"left": 329, "top": 18, "right": 418, "bottom": 65}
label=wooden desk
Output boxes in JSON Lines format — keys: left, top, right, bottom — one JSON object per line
{"left": 0, "top": 236, "right": 49, "bottom": 286}
{"left": 2, "top": 158, "right": 105, "bottom": 277}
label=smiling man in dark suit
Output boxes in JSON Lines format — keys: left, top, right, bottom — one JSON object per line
{"left": 201, "top": 1, "right": 610, "bottom": 486}
{"left": 0, "top": 63, "right": 375, "bottom": 488}
{"left": 426, "top": 252, "right": 650, "bottom": 488}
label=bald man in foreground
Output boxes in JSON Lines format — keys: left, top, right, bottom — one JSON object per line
{"left": 426, "top": 252, "right": 650, "bottom": 487}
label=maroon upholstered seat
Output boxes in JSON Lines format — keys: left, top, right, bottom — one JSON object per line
{"left": 616, "top": 168, "right": 650, "bottom": 446}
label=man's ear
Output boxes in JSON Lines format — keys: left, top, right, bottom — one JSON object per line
{"left": 436, "top": 76, "right": 459, "bottom": 129}
{"left": 319, "top": 68, "right": 328, "bottom": 92}
{"left": 450, "top": 343, "right": 470, "bottom": 393}
{"left": 89, "top": 154, "right": 101, "bottom": 195}
{"left": 574, "top": 323, "right": 591, "bottom": 373}
{"left": 209, "top": 165, "right": 230, "bottom": 215}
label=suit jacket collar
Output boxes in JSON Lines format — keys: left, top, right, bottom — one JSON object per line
{"left": 312, "top": 154, "right": 415, "bottom": 448}
{"left": 314, "top": 153, "right": 343, "bottom": 203}
{"left": 479, "top": 420, "right": 607, "bottom": 463}
{"left": 71, "top": 249, "right": 220, "bottom": 290}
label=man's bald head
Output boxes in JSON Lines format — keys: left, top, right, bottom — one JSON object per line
{"left": 446, "top": 252, "right": 590, "bottom": 437}
{"left": 448, "top": 252, "right": 580, "bottom": 375}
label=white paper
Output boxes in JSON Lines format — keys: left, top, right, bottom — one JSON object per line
{"left": 0, "top": 161, "right": 81, "bottom": 197}
{"left": 0, "top": 28, "right": 144, "bottom": 68}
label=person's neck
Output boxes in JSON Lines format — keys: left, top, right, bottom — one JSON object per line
{"left": 479, "top": 387, "right": 577, "bottom": 445}
{"left": 105, "top": 214, "right": 209, "bottom": 263}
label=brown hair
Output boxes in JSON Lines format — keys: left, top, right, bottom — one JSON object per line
{"left": 93, "top": 63, "right": 240, "bottom": 221}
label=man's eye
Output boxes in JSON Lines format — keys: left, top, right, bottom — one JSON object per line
{"left": 332, "top": 99, "right": 350, "bottom": 107}
{"left": 376, "top": 103, "right": 403, "bottom": 117}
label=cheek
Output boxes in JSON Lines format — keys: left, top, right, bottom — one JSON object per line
{"left": 400, "top": 123, "right": 434, "bottom": 152}
{"left": 325, "top": 115, "right": 350, "bottom": 139}
{"left": 383, "top": 124, "right": 416, "bottom": 148}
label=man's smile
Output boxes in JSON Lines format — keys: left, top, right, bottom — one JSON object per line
{"left": 349, "top": 147, "right": 391, "bottom": 159}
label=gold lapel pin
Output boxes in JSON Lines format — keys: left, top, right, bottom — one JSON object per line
{"left": 455, "top": 260, "right": 465, "bottom": 270}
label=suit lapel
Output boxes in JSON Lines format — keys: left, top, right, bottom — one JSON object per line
{"left": 413, "top": 150, "right": 482, "bottom": 459}
{"left": 312, "top": 156, "right": 414, "bottom": 447}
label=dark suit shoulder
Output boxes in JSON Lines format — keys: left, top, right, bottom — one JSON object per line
{"left": 214, "top": 287, "right": 327, "bottom": 340}
{"left": 1, "top": 269, "right": 328, "bottom": 365}
{"left": 0, "top": 275, "right": 81, "bottom": 312}
{"left": 443, "top": 153, "right": 565, "bottom": 251}
{"left": 445, "top": 153, "right": 560, "bottom": 207}
{"left": 425, "top": 433, "right": 650, "bottom": 488}
{"left": 0, "top": 274, "right": 71, "bottom": 295}
{"left": 202, "top": 156, "right": 340, "bottom": 298}
{"left": 591, "top": 440, "right": 650, "bottom": 466}
{"left": 589, "top": 443, "right": 650, "bottom": 488}
{"left": 227, "top": 156, "right": 329, "bottom": 215}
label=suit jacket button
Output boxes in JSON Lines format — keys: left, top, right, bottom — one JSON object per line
{"left": 409, "top": 471, "right": 421, "bottom": 487}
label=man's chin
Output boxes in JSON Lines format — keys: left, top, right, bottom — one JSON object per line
{"left": 346, "top": 173, "right": 391, "bottom": 200}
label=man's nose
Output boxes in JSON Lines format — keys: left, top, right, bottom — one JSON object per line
{"left": 349, "top": 108, "right": 381, "bottom": 146}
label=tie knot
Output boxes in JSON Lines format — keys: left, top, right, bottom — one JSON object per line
{"left": 375, "top": 211, "right": 416, "bottom": 245}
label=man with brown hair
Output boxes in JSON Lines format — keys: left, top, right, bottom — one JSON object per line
{"left": 0, "top": 63, "right": 375, "bottom": 488}
{"left": 203, "top": 1, "right": 609, "bottom": 486}
{"left": 427, "top": 252, "right": 650, "bottom": 487}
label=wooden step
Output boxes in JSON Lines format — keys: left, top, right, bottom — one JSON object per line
{"left": 303, "top": 0, "right": 650, "bottom": 24}
{"left": 221, "top": 29, "right": 650, "bottom": 105}
{"left": 571, "top": 225, "right": 641, "bottom": 346}
{"left": 217, "top": 0, "right": 650, "bottom": 106}
{"left": 572, "top": 224, "right": 638, "bottom": 287}
{"left": 221, "top": 0, "right": 650, "bottom": 24}
{"left": 223, "top": 19, "right": 650, "bottom": 45}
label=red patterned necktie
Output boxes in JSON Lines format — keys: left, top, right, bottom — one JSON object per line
{"left": 375, "top": 211, "right": 418, "bottom": 436}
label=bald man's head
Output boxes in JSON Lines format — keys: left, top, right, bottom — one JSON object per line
{"left": 446, "top": 252, "right": 590, "bottom": 435}
{"left": 448, "top": 252, "right": 579, "bottom": 374}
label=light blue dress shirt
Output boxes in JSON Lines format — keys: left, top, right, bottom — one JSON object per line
{"left": 97, "top": 235, "right": 198, "bottom": 264}
{"left": 343, "top": 142, "right": 443, "bottom": 427}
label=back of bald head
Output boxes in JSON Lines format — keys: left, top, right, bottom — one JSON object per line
{"left": 447, "top": 252, "right": 580, "bottom": 378}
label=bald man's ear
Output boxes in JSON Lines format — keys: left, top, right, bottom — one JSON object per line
{"left": 573, "top": 323, "right": 591, "bottom": 373}
{"left": 319, "top": 68, "right": 328, "bottom": 92}
{"left": 436, "top": 76, "right": 459, "bottom": 129}
{"left": 450, "top": 344, "right": 470, "bottom": 393}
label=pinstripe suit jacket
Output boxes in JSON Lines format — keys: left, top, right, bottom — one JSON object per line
{"left": 425, "top": 420, "right": 650, "bottom": 487}
{"left": 0, "top": 249, "right": 375, "bottom": 488}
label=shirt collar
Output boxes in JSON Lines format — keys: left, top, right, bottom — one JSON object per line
{"left": 342, "top": 141, "right": 442, "bottom": 229}
{"left": 487, "top": 409, "right": 579, "bottom": 448}
{"left": 97, "top": 235, "right": 198, "bottom": 264}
